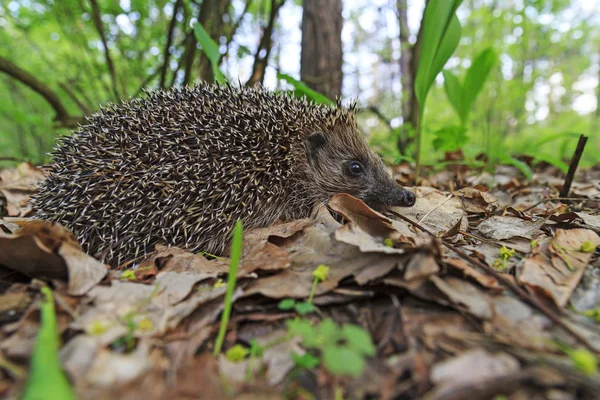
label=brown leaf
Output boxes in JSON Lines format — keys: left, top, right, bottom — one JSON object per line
{"left": 0, "top": 221, "right": 106, "bottom": 295}
{"left": 518, "top": 229, "right": 600, "bottom": 307}
{"left": 0, "top": 162, "right": 47, "bottom": 217}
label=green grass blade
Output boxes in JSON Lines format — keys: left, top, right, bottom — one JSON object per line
{"left": 22, "top": 287, "right": 76, "bottom": 400}
{"left": 214, "top": 219, "right": 243, "bottom": 355}
{"left": 442, "top": 70, "right": 465, "bottom": 125}
{"left": 193, "top": 22, "right": 226, "bottom": 84}
{"left": 277, "top": 73, "right": 334, "bottom": 105}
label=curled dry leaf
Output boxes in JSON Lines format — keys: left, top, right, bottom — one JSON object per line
{"left": 454, "top": 187, "right": 499, "bottom": 215}
{"left": 474, "top": 215, "right": 545, "bottom": 241}
{"left": 0, "top": 162, "right": 47, "bottom": 217}
{"left": 0, "top": 221, "right": 106, "bottom": 295}
{"left": 550, "top": 212, "right": 600, "bottom": 233}
{"left": 519, "top": 229, "right": 600, "bottom": 307}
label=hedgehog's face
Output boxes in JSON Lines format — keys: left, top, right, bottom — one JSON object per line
{"left": 304, "top": 131, "right": 416, "bottom": 210}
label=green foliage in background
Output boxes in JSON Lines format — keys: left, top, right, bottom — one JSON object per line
{"left": 0, "top": 0, "right": 599, "bottom": 169}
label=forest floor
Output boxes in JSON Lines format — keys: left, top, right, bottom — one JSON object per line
{"left": 0, "top": 161, "right": 599, "bottom": 400}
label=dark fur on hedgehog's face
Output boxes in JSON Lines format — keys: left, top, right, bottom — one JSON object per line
{"left": 304, "top": 131, "right": 416, "bottom": 210}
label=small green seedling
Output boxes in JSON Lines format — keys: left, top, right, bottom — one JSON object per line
{"left": 556, "top": 341, "right": 599, "bottom": 375}
{"left": 214, "top": 219, "right": 243, "bottom": 355}
{"left": 287, "top": 318, "right": 376, "bottom": 378}
{"left": 580, "top": 241, "right": 597, "bottom": 253}
{"left": 384, "top": 238, "right": 394, "bottom": 248}
{"left": 582, "top": 308, "right": 600, "bottom": 323}
{"left": 308, "top": 264, "right": 329, "bottom": 304}
{"left": 493, "top": 245, "right": 515, "bottom": 270}
{"left": 226, "top": 344, "right": 250, "bottom": 362}
{"left": 23, "top": 287, "right": 76, "bottom": 400}
{"left": 278, "top": 299, "right": 315, "bottom": 315}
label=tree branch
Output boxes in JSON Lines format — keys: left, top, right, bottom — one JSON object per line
{"left": 89, "top": 0, "right": 120, "bottom": 100}
{"left": 246, "top": 0, "right": 285, "bottom": 86}
{"left": 160, "top": 0, "right": 183, "bottom": 88}
{"left": 59, "top": 82, "right": 90, "bottom": 114}
{"left": 0, "top": 56, "right": 83, "bottom": 127}
{"left": 220, "top": 0, "right": 255, "bottom": 64}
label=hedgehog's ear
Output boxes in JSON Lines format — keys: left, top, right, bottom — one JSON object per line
{"left": 305, "top": 131, "right": 327, "bottom": 162}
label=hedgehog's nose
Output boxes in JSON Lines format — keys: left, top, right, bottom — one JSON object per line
{"left": 400, "top": 190, "right": 416, "bottom": 207}
{"left": 378, "top": 185, "right": 416, "bottom": 208}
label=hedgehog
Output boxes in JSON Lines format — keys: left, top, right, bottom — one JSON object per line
{"left": 32, "top": 83, "right": 416, "bottom": 266}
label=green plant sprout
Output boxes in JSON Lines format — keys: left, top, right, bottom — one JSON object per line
{"left": 308, "top": 264, "right": 330, "bottom": 304}
{"left": 213, "top": 219, "right": 244, "bottom": 355}
{"left": 556, "top": 342, "right": 598, "bottom": 375}
{"left": 23, "top": 287, "right": 76, "bottom": 400}
{"left": 287, "top": 318, "right": 376, "bottom": 378}
{"left": 493, "top": 245, "right": 516, "bottom": 270}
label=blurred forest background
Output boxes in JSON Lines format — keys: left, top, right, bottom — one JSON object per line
{"left": 0, "top": 0, "right": 599, "bottom": 171}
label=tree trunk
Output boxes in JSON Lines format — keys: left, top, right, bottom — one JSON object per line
{"left": 300, "top": 0, "right": 343, "bottom": 99}
{"left": 397, "top": 0, "right": 426, "bottom": 155}
{"left": 197, "top": 0, "right": 231, "bottom": 82}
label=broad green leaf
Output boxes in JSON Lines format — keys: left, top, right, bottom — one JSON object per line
{"left": 525, "top": 152, "right": 569, "bottom": 173}
{"left": 497, "top": 153, "right": 533, "bottom": 180}
{"left": 294, "top": 302, "right": 315, "bottom": 315}
{"left": 193, "top": 22, "right": 226, "bottom": 84}
{"left": 322, "top": 346, "right": 365, "bottom": 377}
{"left": 278, "top": 298, "right": 296, "bottom": 310}
{"left": 428, "top": 15, "right": 462, "bottom": 99}
{"left": 292, "top": 352, "right": 320, "bottom": 369}
{"left": 276, "top": 73, "right": 334, "bottom": 105}
{"left": 22, "top": 287, "right": 76, "bottom": 400}
{"left": 533, "top": 131, "right": 582, "bottom": 148}
{"left": 442, "top": 70, "right": 465, "bottom": 124}
{"left": 317, "top": 318, "right": 341, "bottom": 344}
{"left": 461, "top": 47, "right": 498, "bottom": 121}
{"left": 342, "top": 324, "right": 376, "bottom": 357}
{"left": 414, "top": 0, "right": 463, "bottom": 108}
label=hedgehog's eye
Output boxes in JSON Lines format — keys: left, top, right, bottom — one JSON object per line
{"left": 346, "top": 161, "right": 365, "bottom": 177}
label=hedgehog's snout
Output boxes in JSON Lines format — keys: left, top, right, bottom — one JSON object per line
{"left": 385, "top": 185, "right": 416, "bottom": 207}
{"left": 364, "top": 182, "right": 416, "bottom": 210}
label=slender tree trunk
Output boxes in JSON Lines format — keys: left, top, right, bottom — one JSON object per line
{"left": 300, "top": 0, "right": 343, "bottom": 99}
{"left": 197, "top": 0, "right": 231, "bottom": 82}
{"left": 397, "top": 0, "right": 427, "bottom": 155}
{"left": 246, "top": 0, "right": 285, "bottom": 86}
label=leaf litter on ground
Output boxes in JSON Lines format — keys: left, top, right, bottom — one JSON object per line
{"left": 0, "top": 162, "right": 599, "bottom": 399}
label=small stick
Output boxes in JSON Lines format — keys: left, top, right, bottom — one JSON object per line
{"left": 560, "top": 135, "right": 588, "bottom": 198}
{"left": 389, "top": 210, "right": 598, "bottom": 353}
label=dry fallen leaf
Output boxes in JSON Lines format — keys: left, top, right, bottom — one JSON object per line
{"left": 519, "top": 229, "right": 600, "bottom": 307}
{"left": 0, "top": 221, "right": 106, "bottom": 295}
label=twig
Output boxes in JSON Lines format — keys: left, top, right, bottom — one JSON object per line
{"left": 246, "top": 0, "right": 285, "bottom": 86}
{"left": 0, "top": 56, "right": 84, "bottom": 127}
{"left": 560, "top": 134, "right": 588, "bottom": 198}
{"left": 388, "top": 210, "right": 598, "bottom": 353}
{"left": 88, "top": 0, "right": 120, "bottom": 100}
{"left": 418, "top": 193, "right": 453, "bottom": 224}
{"left": 159, "top": 0, "right": 183, "bottom": 88}
{"left": 59, "top": 82, "right": 90, "bottom": 114}
{"left": 220, "top": 0, "right": 255, "bottom": 64}
{"left": 522, "top": 197, "right": 586, "bottom": 213}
